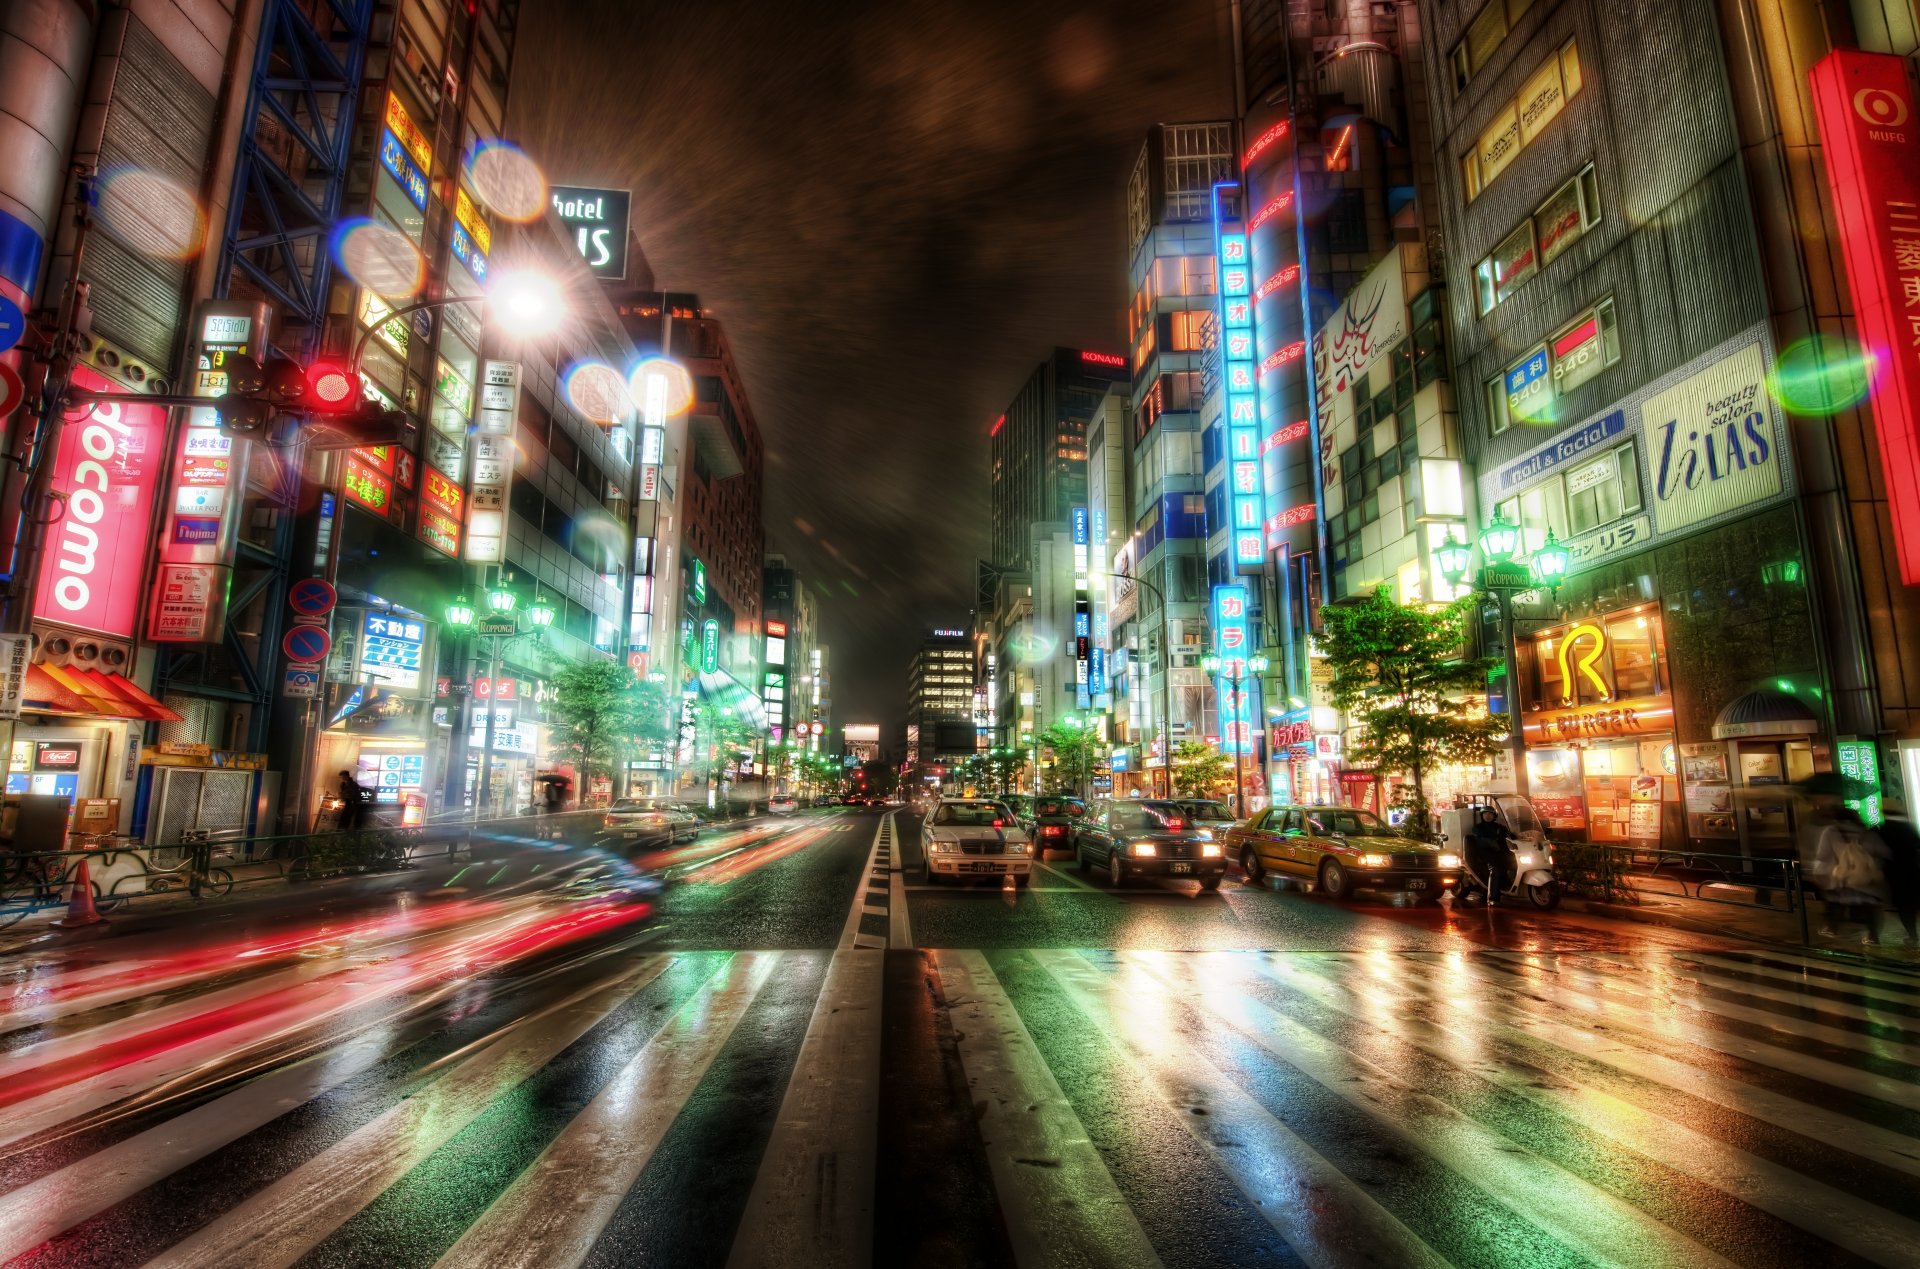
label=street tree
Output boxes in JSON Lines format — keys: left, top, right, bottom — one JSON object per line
{"left": 1171, "top": 739, "right": 1233, "bottom": 800}
{"left": 1318, "top": 585, "right": 1505, "bottom": 838}
{"left": 1036, "top": 719, "right": 1097, "bottom": 796}
{"left": 546, "top": 660, "right": 674, "bottom": 805}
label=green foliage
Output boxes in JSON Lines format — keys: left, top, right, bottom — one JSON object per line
{"left": 957, "top": 749, "right": 1022, "bottom": 795}
{"left": 1036, "top": 720, "right": 1097, "bottom": 795}
{"left": 691, "top": 697, "right": 758, "bottom": 783}
{"left": 546, "top": 660, "right": 674, "bottom": 796}
{"left": 1171, "top": 740, "right": 1233, "bottom": 799}
{"left": 1318, "top": 587, "right": 1506, "bottom": 839}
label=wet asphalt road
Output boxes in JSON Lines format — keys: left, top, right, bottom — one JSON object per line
{"left": 1, "top": 805, "right": 1916, "bottom": 1268}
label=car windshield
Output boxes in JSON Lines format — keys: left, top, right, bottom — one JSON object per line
{"left": 1179, "top": 801, "right": 1235, "bottom": 822}
{"left": 932, "top": 803, "right": 1011, "bottom": 826}
{"left": 1306, "top": 808, "right": 1391, "bottom": 837}
{"left": 1034, "top": 798, "right": 1085, "bottom": 817}
{"left": 1106, "top": 801, "right": 1190, "bottom": 832}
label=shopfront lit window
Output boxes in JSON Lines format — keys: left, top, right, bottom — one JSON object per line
{"left": 1486, "top": 296, "right": 1619, "bottom": 432}
{"left": 1474, "top": 165, "right": 1601, "bottom": 315}
{"left": 1462, "top": 39, "right": 1583, "bottom": 200}
{"left": 1451, "top": 0, "right": 1536, "bottom": 93}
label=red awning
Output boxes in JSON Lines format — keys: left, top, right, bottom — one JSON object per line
{"left": 24, "top": 664, "right": 183, "bottom": 722}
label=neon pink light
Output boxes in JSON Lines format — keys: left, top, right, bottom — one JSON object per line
{"left": 1258, "top": 342, "right": 1306, "bottom": 377}
{"left": 1265, "top": 503, "right": 1317, "bottom": 534}
{"left": 1261, "top": 420, "right": 1310, "bottom": 453}
{"left": 1080, "top": 350, "right": 1126, "bottom": 368}
{"left": 1254, "top": 265, "right": 1300, "bottom": 301}
{"left": 989, "top": 414, "right": 1005, "bottom": 436}
{"left": 1248, "top": 192, "right": 1294, "bottom": 233}
{"left": 1243, "top": 120, "right": 1291, "bottom": 167}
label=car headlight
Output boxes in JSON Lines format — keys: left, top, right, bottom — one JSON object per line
{"left": 1200, "top": 843, "right": 1222, "bottom": 858}
{"left": 1130, "top": 841, "right": 1158, "bottom": 857}
{"left": 930, "top": 839, "right": 955, "bottom": 853}
{"left": 1357, "top": 852, "right": 1391, "bottom": 868}
{"left": 1438, "top": 853, "right": 1461, "bottom": 869}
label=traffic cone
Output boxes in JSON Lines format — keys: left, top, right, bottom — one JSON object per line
{"left": 53, "top": 859, "right": 104, "bottom": 929}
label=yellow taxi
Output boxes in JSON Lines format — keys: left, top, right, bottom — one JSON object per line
{"left": 1223, "top": 804, "right": 1463, "bottom": 901}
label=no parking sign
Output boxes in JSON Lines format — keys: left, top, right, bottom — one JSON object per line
{"left": 282, "top": 624, "right": 331, "bottom": 663}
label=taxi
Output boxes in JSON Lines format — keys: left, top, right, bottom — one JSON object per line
{"left": 1223, "top": 804, "right": 1462, "bottom": 901}
{"left": 919, "top": 798, "right": 1035, "bottom": 887}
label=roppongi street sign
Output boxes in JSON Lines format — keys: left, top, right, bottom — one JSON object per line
{"left": 1811, "top": 50, "right": 1920, "bottom": 584}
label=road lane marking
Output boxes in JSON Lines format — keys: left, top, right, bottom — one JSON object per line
{"left": 1030, "top": 948, "right": 1449, "bottom": 1269}
{"left": 433, "top": 952, "right": 777, "bottom": 1269}
{"left": 1125, "top": 953, "right": 1736, "bottom": 1269}
{"left": 1035, "top": 858, "right": 1101, "bottom": 892}
{"left": 839, "top": 812, "right": 895, "bottom": 952}
{"left": 935, "top": 950, "right": 1160, "bottom": 1269}
{"left": 142, "top": 956, "right": 668, "bottom": 1269}
{"left": 726, "top": 948, "right": 882, "bottom": 1269}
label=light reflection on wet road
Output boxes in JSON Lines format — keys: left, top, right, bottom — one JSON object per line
{"left": 0, "top": 807, "right": 1914, "bottom": 1268}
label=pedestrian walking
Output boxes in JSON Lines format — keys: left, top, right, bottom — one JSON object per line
{"left": 1877, "top": 799, "right": 1920, "bottom": 947}
{"left": 337, "top": 769, "right": 371, "bottom": 832}
{"left": 1466, "top": 807, "right": 1515, "bottom": 906}
{"left": 1811, "top": 806, "right": 1890, "bottom": 945}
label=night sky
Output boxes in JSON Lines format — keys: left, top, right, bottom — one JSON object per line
{"left": 515, "top": 0, "right": 1231, "bottom": 732}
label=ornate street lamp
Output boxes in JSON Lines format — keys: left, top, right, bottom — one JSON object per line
{"left": 1436, "top": 532, "right": 1472, "bottom": 589}
{"left": 445, "top": 594, "right": 476, "bottom": 629}
{"left": 1531, "top": 529, "right": 1571, "bottom": 592}
{"left": 528, "top": 590, "right": 556, "bottom": 629}
{"left": 486, "top": 584, "right": 517, "bottom": 615}
{"left": 1478, "top": 509, "right": 1521, "bottom": 563}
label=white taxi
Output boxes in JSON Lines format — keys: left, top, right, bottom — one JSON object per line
{"left": 920, "top": 798, "right": 1034, "bottom": 888}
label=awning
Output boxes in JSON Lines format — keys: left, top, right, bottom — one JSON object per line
{"left": 1711, "top": 689, "right": 1819, "bottom": 740}
{"left": 25, "top": 664, "right": 183, "bottom": 722}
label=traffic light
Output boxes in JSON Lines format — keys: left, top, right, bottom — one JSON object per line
{"left": 209, "top": 353, "right": 414, "bottom": 449}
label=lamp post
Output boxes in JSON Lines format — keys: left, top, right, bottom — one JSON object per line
{"left": 446, "top": 577, "right": 554, "bottom": 819}
{"left": 1437, "top": 513, "right": 1570, "bottom": 799}
{"left": 1203, "top": 652, "right": 1270, "bottom": 817}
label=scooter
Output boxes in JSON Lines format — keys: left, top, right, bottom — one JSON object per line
{"left": 1437, "top": 800, "right": 1561, "bottom": 910}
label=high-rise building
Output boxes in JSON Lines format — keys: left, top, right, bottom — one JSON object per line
{"left": 989, "top": 349, "right": 1127, "bottom": 574}
{"left": 904, "top": 628, "right": 975, "bottom": 791}
{"left": 762, "top": 553, "right": 825, "bottom": 749}
{"left": 1121, "top": 123, "right": 1237, "bottom": 792}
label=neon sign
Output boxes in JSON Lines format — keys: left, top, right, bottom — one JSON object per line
{"left": 1243, "top": 120, "right": 1290, "bottom": 167}
{"left": 1553, "top": 623, "right": 1611, "bottom": 703}
{"left": 1248, "top": 192, "right": 1294, "bottom": 233}
{"left": 1209, "top": 584, "right": 1259, "bottom": 754}
{"left": 1255, "top": 265, "right": 1299, "bottom": 302}
{"left": 1214, "top": 183, "right": 1266, "bottom": 572}
{"left": 700, "top": 619, "right": 720, "bottom": 673}
{"left": 1079, "top": 350, "right": 1125, "bottom": 368}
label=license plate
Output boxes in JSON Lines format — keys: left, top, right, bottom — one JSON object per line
{"left": 623, "top": 831, "right": 643, "bottom": 839}
{"left": 1407, "top": 879, "right": 1427, "bottom": 889}
{"left": 970, "top": 862, "right": 1001, "bottom": 873}
{"left": 1169, "top": 862, "right": 1192, "bottom": 875}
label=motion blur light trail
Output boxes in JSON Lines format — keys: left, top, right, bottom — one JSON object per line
{"left": 691, "top": 821, "right": 837, "bottom": 885}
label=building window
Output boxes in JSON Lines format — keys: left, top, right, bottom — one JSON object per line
{"left": 1169, "top": 310, "right": 1210, "bottom": 352}
{"left": 1488, "top": 297, "right": 1619, "bottom": 431}
{"left": 1495, "top": 438, "right": 1640, "bottom": 549}
{"left": 1451, "top": 0, "right": 1536, "bottom": 93}
{"left": 1474, "top": 165, "right": 1601, "bottom": 315}
{"left": 1462, "top": 39, "right": 1583, "bottom": 201}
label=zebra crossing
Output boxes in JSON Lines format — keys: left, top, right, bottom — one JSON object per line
{"left": 2, "top": 924, "right": 1917, "bottom": 1267}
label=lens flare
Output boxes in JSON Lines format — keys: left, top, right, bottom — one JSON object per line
{"left": 1766, "top": 333, "right": 1878, "bottom": 417}
{"left": 628, "top": 357, "right": 694, "bottom": 419}
{"left": 564, "top": 360, "right": 634, "bottom": 423}
{"left": 97, "top": 168, "right": 207, "bottom": 260}
{"left": 466, "top": 140, "right": 549, "bottom": 222}
{"left": 332, "top": 218, "right": 425, "bottom": 297}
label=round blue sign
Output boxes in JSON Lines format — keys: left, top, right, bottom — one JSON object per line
{"left": 0, "top": 296, "right": 22, "bottom": 355}
{"left": 282, "top": 624, "right": 331, "bottom": 663}
{"left": 288, "top": 577, "right": 337, "bottom": 616}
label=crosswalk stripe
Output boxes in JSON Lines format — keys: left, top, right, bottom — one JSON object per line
{"left": 726, "top": 948, "right": 883, "bottom": 1269}
{"left": 1029, "top": 948, "right": 1449, "bottom": 1269}
{"left": 1125, "top": 951, "right": 1739, "bottom": 1269}
{"left": 1734, "top": 950, "right": 1920, "bottom": 998}
{"left": 1676, "top": 952, "right": 1920, "bottom": 1015}
{"left": 935, "top": 950, "right": 1161, "bottom": 1269}
{"left": 433, "top": 951, "right": 777, "bottom": 1269}
{"left": 1230, "top": 953, "right": 1920, "bottom": 1264}
{"left": 1270, "top": 953, "right": 1920, "bottom": 1178}
{"left": 140, "top": 953, "right": 669, "bottom": 1269}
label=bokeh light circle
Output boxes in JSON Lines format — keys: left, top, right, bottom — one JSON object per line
{"left": 564, "top": 360, "right": 634, "bottom": 424}
{"left": 1766, "top": 333, "right": 1878, "bottom": 417}
{"left": 97, "top": 168, "right": 207, "bottom": 260}
{"left": 466, "top": 140, "right": 549, "bottom": 222}
{"left": 628, "top": 357, "right": 694, "bottom": 419}
{"left": 331, "top": 218, "right": 425, "bottom": 297}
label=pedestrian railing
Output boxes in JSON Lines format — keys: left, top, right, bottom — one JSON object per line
{"left": 1566, "top": 842, "right": 1813, "bottom": 944}
{"left": 0, "top": 810, "right": 614, "bottom": 928}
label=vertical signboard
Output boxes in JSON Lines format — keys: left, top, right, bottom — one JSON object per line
{"left": 1213, "top": 187, "right": 1266, "bottom": 571}
{"left": 147, "top": 301, "right": 267, "bottom": 642}
{"left": 46, "top": 364, "right": 166, "bottom": 641}
{"left": 1811, "top": 51, "right": 1920, "bottom": 584}
{"left": 1210, "top": 584, "right": 1254, "bottom": 755}
{"left": 467, "top": 360, "right": 518, "bottom": 563}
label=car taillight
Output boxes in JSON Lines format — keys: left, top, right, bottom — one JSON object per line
{"left": 1043, "top": 825, "right": 1062, "bottom": 835}
{"left": 993, "top": 819, "right": 1003, "bottom": 829}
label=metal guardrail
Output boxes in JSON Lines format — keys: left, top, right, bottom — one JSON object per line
{"left": 1569, "top": 842, "right": 1812, "bottom": 945}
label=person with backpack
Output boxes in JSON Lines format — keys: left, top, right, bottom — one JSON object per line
{"left": 1811, "top": 806, "right": 1890, "bottom": 945}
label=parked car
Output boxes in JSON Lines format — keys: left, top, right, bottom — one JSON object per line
{"left": 1026, "top": 795, "right": 1087, "bottom": 857}
{"left": 1001, "top": 794, "right": 1035, "bottom": 823}
{"left": 920, "top": 798, "right": 1033, "bottom": 887}
{"left": 1225, "top": 804, "right": 1462, "bottom": 901}
{"left": 768, "top": 795, "right": 798, "bottom": 815}
{"left": 1073, "top": 798, "right": 1227, "bottom": 889}
{"left": 602, "top": 799, "right": 700, "bottom": 846}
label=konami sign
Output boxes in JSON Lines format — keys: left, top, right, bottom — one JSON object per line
{"left": 37, "top": 364, "right": 164, "bottom": 639}
{"left": 1811, "top": 51, "right": 1920, "bottom": 584}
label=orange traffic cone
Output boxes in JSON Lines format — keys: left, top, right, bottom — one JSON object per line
{"left": 53, "top": 859, "right": 104, "bottom": 929}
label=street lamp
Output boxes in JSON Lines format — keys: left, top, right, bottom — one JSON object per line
{"left": 1202, "top": 651, "right": 1269, "bottom": 817}
{"left": 486, "top": 584, "right": 518, "bottom": 615}
{"left": 1438, "top": 515, "right": 1571, "bottom": 800}
{"left": 351, "top": 268, "right": 568, "bottom": 375}
{"left": 445, "top": 593, "right": 476, "bottom": 630}
{"left": 528, "top": 590, "right": 556, "bottom": 629}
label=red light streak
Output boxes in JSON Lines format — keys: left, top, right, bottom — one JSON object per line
{"left": 1243, "top": 120, "right": 1291, "bottom": 167}
{"left": 1261, "top": 420, "right": 1310, "bottom": 453}
{"left": 989, "top": 414, "right": 1005, "bottom": 437}
{"left": 1258, "top": 342, "right": 1306, "bottom": 377}
{"left": 1265, "top": 503, "right": 1317, "bottom": 534}
{"left": 1327, "top": 124, "right": 1355, "bottom": 168}
{"left": 1248, "top": 192, "right": 1294, "bottom": 232}
{"left": 1254, "top": 265, "right": 1299, "bottom": 301}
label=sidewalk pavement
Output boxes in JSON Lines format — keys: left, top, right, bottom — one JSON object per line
{"left": 1566, "top": 880, "right": 1920, "bottom": 971}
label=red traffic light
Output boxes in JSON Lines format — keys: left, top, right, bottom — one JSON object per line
{"left": 307, "top": 361, "right": 358, "bottom": 410}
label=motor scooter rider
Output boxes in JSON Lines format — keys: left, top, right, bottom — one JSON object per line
{"left": 1466, "top": 807, "right": 1517, "bottom": 905}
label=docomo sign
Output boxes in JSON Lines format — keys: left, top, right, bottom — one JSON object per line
{"left": 39, "top": 365, "right": 164, "bottom": 639}
{"left": 1811, "top": 51, "right": 1920, "bottom": 584}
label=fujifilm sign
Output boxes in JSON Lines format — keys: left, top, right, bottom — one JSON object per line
{"left": 550, "top": 185, "right": 631, "bottom": 281}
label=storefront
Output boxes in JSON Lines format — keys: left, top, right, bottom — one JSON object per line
{"left": 10, "top": 662, "right": 181, "bottom": 840}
